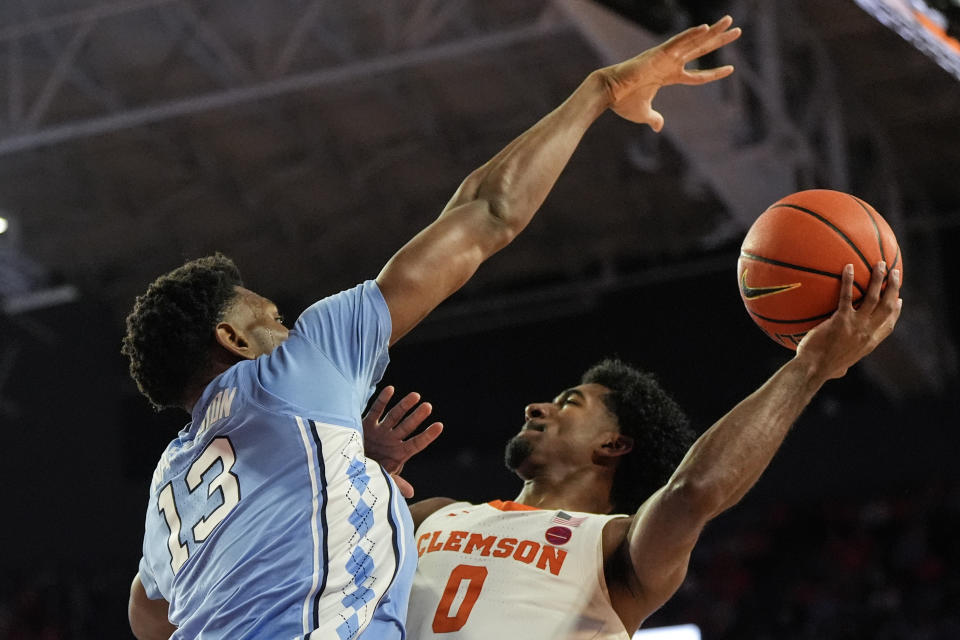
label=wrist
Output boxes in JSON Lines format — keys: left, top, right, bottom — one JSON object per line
{"left": 582, "top": 70, "right": 615, "bottom": 113}
{"left": 784, "top": 354, "right": 829, "bottom": 395}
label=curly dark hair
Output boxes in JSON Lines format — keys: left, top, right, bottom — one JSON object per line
{"left": 121, "top": 254, "right": 243, "bottom": 411}
{"left": 581, "top": 358, "right": 695, "bottom": 514}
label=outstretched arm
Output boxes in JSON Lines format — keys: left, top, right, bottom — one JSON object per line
{"left": 377, "top": 17, "right": 742, "bottom": 344}
{"left": 611, "top": 263, "right": 902, "bottom": 630}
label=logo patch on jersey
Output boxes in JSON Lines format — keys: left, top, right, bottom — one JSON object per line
{"left": 544, "top": 526, "right": 572, "bottom": 545}
{"left": 551, "top": 511, "right": 586, "bottom": 528}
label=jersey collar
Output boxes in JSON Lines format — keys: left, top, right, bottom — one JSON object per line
{"left": 487, "top": 500, "right": 541, "bottom": 512}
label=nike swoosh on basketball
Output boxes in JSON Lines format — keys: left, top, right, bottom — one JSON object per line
{"left": 740, "top": 270, "right": 802, "bottom": 299}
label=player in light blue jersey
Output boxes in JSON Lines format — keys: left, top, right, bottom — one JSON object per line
{"left": 125, "top": 20, "right": 748, "bottom": 640}
{"left": 130, "top": 275, "right": 424, "bottom": 639}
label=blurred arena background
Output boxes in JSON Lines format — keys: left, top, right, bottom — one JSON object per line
{"left": 1, "top": 0, "right": 958, "bottom": 637}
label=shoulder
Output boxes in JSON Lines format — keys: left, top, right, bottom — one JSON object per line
{"left": 296, "top": 281, "right": 388, "bottom": 328}
{"left": 409, "top": 497, "right": 460, "bottom": 530}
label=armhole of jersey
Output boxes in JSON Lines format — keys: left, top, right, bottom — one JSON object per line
{"left": 594, "top": 515, "right": 628, "bottom": 602}
{"left": 594, "top": 515, "right": 633, "bottom": 639}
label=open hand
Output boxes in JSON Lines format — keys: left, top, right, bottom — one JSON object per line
{"left": 797, "top": 262, "right": 903, "bottom": 381}
{"left": 597, "top": 15, "right": 741, "bottom": 131}
{"left": 362, "top": 386, "right": 443, "bottom": 498}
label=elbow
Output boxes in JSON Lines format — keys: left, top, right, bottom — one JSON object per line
{"left": 484, "top": 196, "right": 522, "bottom": 245}
{"left": 662, "top": 475, "right": 727, "bottom": 523}
{"left": 461, "top": 168, "right": 524, "bottom": 240}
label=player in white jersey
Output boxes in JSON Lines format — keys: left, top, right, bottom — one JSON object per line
{"left": 396, "top": 267, "right": 903, "bottom": 636}
{"left": 124, "top": 17, "right": 745, "bottom": 640}
{"left": 414, "top": 500, "right": 627, "bottom": 638}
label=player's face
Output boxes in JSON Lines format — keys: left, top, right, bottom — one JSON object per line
{"left": 222, "top": 287, "right": 290, "bottom": 358}
{"left": 504, "top": 383, "right": 620, "bottom": 478}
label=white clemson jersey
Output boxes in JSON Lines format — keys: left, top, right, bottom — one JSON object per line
{"left": 407, "top": 500, "right": 631, "bottom": 640}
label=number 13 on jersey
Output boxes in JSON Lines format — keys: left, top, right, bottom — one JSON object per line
{"left": 156, "top": 437, "right": 241, "bottom": 574}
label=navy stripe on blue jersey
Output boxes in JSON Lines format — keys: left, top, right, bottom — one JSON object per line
{"left": 309, "top": 420, "right": 330, "bottom": 633}
{"left": 376, "top": 464, "right": 402, "bottom": 599}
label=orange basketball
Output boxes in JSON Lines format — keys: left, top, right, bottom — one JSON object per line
{"left": 737, "top": 189, "right": 903, "bottom": 350}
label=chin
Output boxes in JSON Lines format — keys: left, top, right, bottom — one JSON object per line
{"left": 504, "top": 434, "right": 534, "bottom": 474}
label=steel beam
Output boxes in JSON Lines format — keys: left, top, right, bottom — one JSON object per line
{"left": 24, "top": 18, "right": 96, "bottom": 127}
{"left": 272, "top": 0, "right": 329, "bottom": 76}
{"left": 173, "top": 1, "right": 253, "bottom": 84}
{"left": 0, "top": 0, "right": 178, "bottom": 42}
{"left": 0, "top": 16, "right": 570, "bottom": 155}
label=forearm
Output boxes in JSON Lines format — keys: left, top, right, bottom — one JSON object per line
{"left": 621, "top": 357, "right": 828, "bottom": 615}
{"left": 669, "top": 357, "right": 827, "bottom": 518}
{"left": 380, "top": 21, "right": 743, "bottom": 344}
{"left": 446, "top": 72, "right": 611, "bottom": 233}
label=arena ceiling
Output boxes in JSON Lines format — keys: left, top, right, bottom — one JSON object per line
{"left": 0, "top": 0, "right": 958, "bottom": 395}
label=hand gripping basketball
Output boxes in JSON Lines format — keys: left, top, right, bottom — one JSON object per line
{"left": 796, "top": 262, "right": 903, "bottom": 381}
{"left": 738, "top": 189, "right": 903, "bottom": 349}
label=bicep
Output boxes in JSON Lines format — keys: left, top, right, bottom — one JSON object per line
{"left": 622, "top": 484, "right": 710, "bottom": 609}
{"left": 377, "top": 201, "right": 514, "bottom": 345}
{"left": 129, "top": 573, "right": 176, "bottom": 640}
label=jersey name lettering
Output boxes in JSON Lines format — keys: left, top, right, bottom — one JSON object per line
{"left": 198, "top": 387, "right": 238, "bottom": 434}
{"left": 417, "top": 529, "right": 568, "bottom": 576}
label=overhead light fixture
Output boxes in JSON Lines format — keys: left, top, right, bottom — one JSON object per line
{"left": 0, "top": 217, "right": 8, "bottom": 235}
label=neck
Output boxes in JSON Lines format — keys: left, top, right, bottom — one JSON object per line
{"left": 184, "top": 350, "right": 242, "bottom": 412}
{"left": 182, "top": 383, "right": 209, "bottom": 414}
{"left": 182, "top": 370, "right": 224, "bottom": 414}
{"left": 513, "top": 467, "right": 616, "bottom": 514}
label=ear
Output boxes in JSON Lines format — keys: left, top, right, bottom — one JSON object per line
{"left": 215, "top": 321, "right": 255, "bottom": 360}
{"left": 595, "top": 433, "right": 634, "bottom": 461}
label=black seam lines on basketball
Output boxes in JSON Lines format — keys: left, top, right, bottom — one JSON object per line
{"left": 748, "top": 308, "right": 835, "bottom": 324}
{"left": 739, "top": 250, "right": 866, "bottom": 295}
{"left": 851, "top": 195, "right": 886, "bottom": 263}
{"left": 768, "top": 203, "right": 873, "bottom": 273}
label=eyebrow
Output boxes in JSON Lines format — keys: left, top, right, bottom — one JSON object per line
{"left": 556, "top": 389, "right": 586, "bottom": 403}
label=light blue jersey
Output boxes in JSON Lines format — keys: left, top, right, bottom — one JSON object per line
{"left": 138, "top": 280, "right": 416, "bottom": 639}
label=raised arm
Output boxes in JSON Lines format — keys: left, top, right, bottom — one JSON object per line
{"left": 377, "top": 17, "right": 741, "bottom": 344}
{"left": 611, "top": 262, "right": 902, "bottom": 629}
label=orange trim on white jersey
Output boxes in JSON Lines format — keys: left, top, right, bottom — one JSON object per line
{"left": 486, "top": 499, "right": 540, "bottom": 512}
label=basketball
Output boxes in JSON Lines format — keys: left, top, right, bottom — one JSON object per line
{"left": 737, "top": 189, "right": 903, "bottom": 350}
